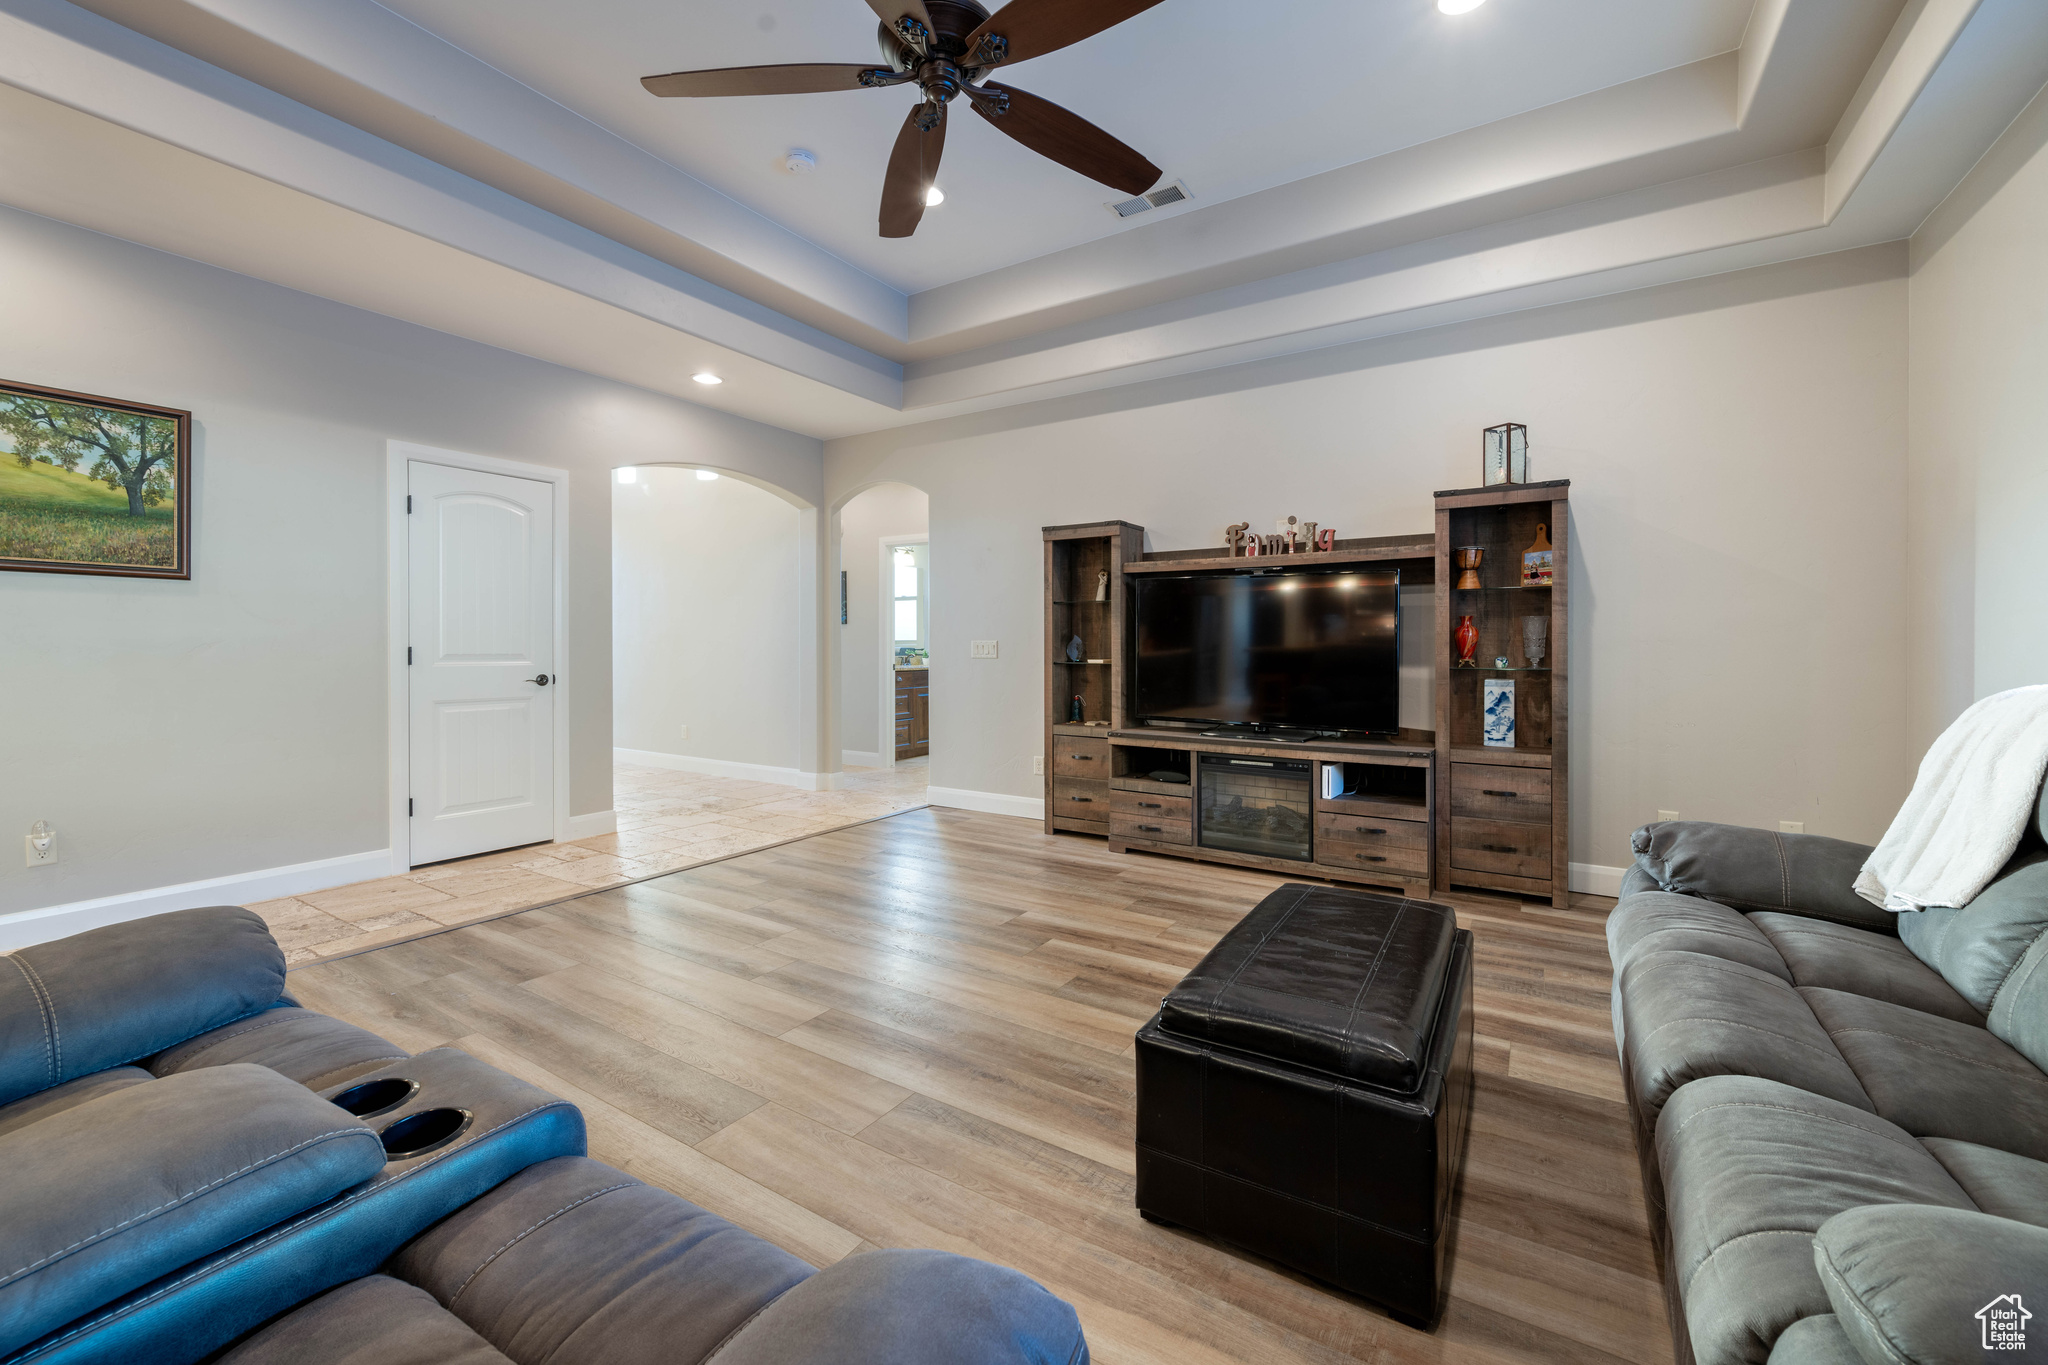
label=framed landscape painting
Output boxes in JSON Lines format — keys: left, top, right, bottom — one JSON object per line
{"left": 0, "top": 379, "right": 190, "bottom": 579}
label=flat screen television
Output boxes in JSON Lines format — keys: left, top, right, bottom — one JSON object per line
{"left": 1132, "top": 569, "right": 1400, "bottom": 736}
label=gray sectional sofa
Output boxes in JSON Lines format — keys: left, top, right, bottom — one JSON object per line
{"left": 1609, "top": 786, "right": 2048, "bottom": 1365}
{"left": 0, "top": 907, "right": 1087, "bottom": 1365}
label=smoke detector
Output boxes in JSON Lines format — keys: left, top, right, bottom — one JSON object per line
{"left": 784, "top": 149, "right": 817, "bottom": 174}
{"left": 1107, "top": 181, "right": 1192, "bottom": 219}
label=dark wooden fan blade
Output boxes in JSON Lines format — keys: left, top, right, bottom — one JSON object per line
{"left": 970, "top": 82, "right": 1158, "bottom": 195}
{"left": 862, "top": 0, "right": 934, "bottom": 42}
{"left": 641, "top": 64, "right": 890, "bottom": 97}
{"left": 963, "top": 0, "right": 1168, "bottom": 68}
{"left": 880, "top": 101, "right": 948, "bottom": 238}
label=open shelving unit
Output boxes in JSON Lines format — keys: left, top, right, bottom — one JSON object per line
{"left": 1433, "top": 480, "right": 1570, "bottom": 906}
{"left": 1041, "top": 521, "right": 1142, "bottom": 835}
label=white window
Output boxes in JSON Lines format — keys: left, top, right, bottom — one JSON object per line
{"left": 892, "top": 543, "right": 928, "bottom": 649}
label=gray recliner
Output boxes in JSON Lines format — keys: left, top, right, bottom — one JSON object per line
{"left": 1610, "top": 783, "right": 2048, "bottom": 1365}
{"left": 0, "top": 907, "right": 1089, "bottom": 1365}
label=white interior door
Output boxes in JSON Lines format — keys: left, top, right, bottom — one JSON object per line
{"left": 408, "top": 460, "right": 555, "bottom": 865}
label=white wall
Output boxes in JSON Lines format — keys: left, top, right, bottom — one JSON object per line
{"left": 829, "top": 245, "right": 1914, "bottom": 873}
{"left": 614, "top": 468, "right": 801, "bottom": 773}
{"left": 0, "top": 204, "right": 822, "bottom": 922}
{"left": 1907, "top": 83, "right": 2048, "bottom": 753}
{"left": 837, "top": 483, "right": 929, "bottom": 761}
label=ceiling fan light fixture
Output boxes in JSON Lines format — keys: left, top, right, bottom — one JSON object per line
{"left": 924, "top": 185, "right": 945, "bottom": 207}
{"left": 696, "top": 469, "right": 720, "bottom": 481}
{"left": 1437, "top": 0, "right": 1488, "bottom": 12}
{"left": 692, "top": 372, "right": 723, "bottom": 385}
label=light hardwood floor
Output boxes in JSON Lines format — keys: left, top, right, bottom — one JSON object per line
{"left": 288, "top": 805, "right": 1668, "bottom": 1365}
{"left": 252, "top": 759, "right": 927, "bottom": 965}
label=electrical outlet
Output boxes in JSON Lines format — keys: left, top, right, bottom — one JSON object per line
{"left": 679, "top": 724, "right": 689, "bottom": 741}
{"left": 971, "top": 640, "right": 998, "bottom": 659}
{"left": 25, "top": 830, "right": 56, "bottom": 868}
{"left": 1657, "top": 810, "right": 1680, "bottom": 822}
{"left": 1780, "top": 821, "right": 1805, "bottom": 834}
{"left": 1032, "top": 755, "right": 1044, "bottom": 776}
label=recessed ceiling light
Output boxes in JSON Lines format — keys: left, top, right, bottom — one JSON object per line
{"left": 696, "top": 469, "right": 719, "bottom": 481}
{"left": 924, "top": 186, "right": 945, "bottom": 207}
{"left": 1438, "top": 0, "right": 1487, "bottom": 12}
{"left": 616, "top": 467, "right": 637, "bottom": 484}
{"left": 692, "top": 372, "right": 722, "bottom": 385}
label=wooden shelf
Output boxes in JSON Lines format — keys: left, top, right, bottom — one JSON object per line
{"left": 1123, "top": 533, "right": 1436, "bottom": 577}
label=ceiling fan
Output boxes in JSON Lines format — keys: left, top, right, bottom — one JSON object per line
{"left": 641, "top": 0, "right": 1168, "bottom": 238}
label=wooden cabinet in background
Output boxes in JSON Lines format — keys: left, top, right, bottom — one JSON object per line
{"left": 894, "top": 668, "right": 929, "bottom": 760}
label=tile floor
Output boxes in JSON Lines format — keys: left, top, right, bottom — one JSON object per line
{"left": 252, "top": 759, "right": 928, "bottom": 966}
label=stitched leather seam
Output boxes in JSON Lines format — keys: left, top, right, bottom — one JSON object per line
{"left": 1337, "top": 904, "right": 1405, "bottom": 1077}
{"left": 1665, "top": 1099, "right": 1923, "bottom": 1156}
{"left": 445, "top": 1183, "right": 634, "bottom": 1307}
{"left": 1628, "top": 955, "right": 1794, "bottom": 989}
{"left": 697, "top": 1267, "right": 800, "bottom": 1362}
{"left": 5, "top": 956, "right": 55, "bottom": 1087}
{"left": 1773, "top": 831, "right": 1791, "bottom": 909}
{"left": 1826, "top": 1026, "right": 2041, "bottom": 1078}
{"left": 1682, "top": 1228, "right": 1812, "bottom": 1299}
{"left": 302, "top": 1058, "right": 408, "bottom": 1091}
{"left": 15, "top": 957, "right": 61, "bottom": 1081}
{"left": 1987, "top": 938, "right": 2047, "bottom": 1025}
{"left": 1635, "top": 1016, "right": 1851, "bottom": 1068}
{"left": 0, "top": 1128, "right": 381, "bottom": 1284}
{"left": 15, "top": 1100, "right": 574, "bottom": 1359}
{"left": 1814, "top": 1244, "right": 1913, "bottom": 1365}
{"left": 1212, "top": 886, "right": 1311, "bottom": 1006}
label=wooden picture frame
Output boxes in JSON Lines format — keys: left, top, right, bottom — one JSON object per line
{"left": 0, "top": 379, "right": 192, "bottom": 579}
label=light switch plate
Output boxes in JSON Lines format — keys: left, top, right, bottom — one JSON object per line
{"left": 25, "top": 834, "right": 56, "bottom": 868}
{"left": 679, "top": 724, "right": 689, "bottom": 741}
{"left": 1779, "top": 821, "right": 1804, "bottom": 834}
{"left": 970, "top": 640, "right": 998, "bottom": 659}
{"left": 1032, "top": 756, "right": 1044, "bottom": 775}
{"left": 1656, "top": 810, "right": 1680, "bottom": 822}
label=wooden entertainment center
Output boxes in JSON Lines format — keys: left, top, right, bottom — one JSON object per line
{"left": 1042, "top": 482, "right": 1570, "bottom": 906}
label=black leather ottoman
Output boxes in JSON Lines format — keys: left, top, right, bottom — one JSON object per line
{"left": 1134, "top": 884, "right": 1475, "bottom": 1325}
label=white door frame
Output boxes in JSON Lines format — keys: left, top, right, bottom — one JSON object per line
{"left": 386, "top": 440, "right": 571, "bottom": 873}
{"left": 878, "top": 533, "right": 928, "bottom": 767}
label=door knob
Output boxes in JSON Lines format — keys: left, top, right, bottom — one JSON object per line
{"left": 527, "top": 674, "right": 552, "bottom": 686}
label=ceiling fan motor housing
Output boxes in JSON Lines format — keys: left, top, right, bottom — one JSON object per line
{"left": 878, "top": 0, "right": 993, "bottom": 77}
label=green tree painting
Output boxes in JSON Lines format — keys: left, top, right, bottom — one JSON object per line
{"left": 0, "top": 386, "right": 186, "bottom": 575}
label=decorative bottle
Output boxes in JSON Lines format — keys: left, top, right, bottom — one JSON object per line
{"left": 1454, "top": 615, "right": 1479, "bottom": 667}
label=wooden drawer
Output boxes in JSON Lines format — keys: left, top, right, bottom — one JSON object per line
{"left": 1450, "top": 817, "right": 1552, "bottom": 879}
{"left": 1110, "top": 788, "right": 1192, "bottom": 821}
{"left": 1315, "top": 812, "right": 1429, "bottom": 852}
{"left": 1052, "top": 737, "right": 1109, "bottom": 778}
{"left": 1051, "top": 776, "right": 1109, "bottom": 816}
{"left": 1451, "top": 763, "right": 1553, "bottom": 824}
{"left": 1112, "top": 812, "right": 1192, "bottom": 845}
{"left": 1318, "top": 845, "right": 1429, "bottom": 878}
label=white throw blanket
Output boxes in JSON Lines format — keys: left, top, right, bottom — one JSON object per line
{"left": 1856, "top": 684, "right": 2048, "bottom": 912}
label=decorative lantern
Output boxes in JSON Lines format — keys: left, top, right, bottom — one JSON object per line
{"left": 1483, "top": 423, "right": 1529, "bottom": 486}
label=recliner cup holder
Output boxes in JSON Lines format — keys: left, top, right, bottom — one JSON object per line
{"left": 378, "top": 1107, "right": 472, "bottom": 1159}
{"left": 330, "top": 1077, "right": 418, "bottom": 1119}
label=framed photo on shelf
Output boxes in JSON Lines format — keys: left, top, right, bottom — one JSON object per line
{"left": 0, "top": 379, "right": 191, "bottom": 579}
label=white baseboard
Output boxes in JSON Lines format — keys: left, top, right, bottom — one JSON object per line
{"left": 564, "top": 810, "right": 617, "bottom": 840}
{"left": 615, "top": 748, "right": 841, "bottom": 792}
{"left": 1570, "top": 863, "right": 1628, "bottom": 898}
{"left": 927, "top": 786, "right": 1046, "bottom": 821}
{"left": 841, "top": 750, "right": 883, "bottom": 768}
{"left": 0, "top": 848, "right": 394, "bottom": 953}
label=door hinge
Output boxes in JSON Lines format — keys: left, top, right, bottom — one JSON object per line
{"left": 405, "top": 495, "right": 412, "bottom": 513}
{"left": 408, "top": 798, "right": 414, "bottom": 816}
{"left": 407, "top": 646, "right": 412, "bottom": 665}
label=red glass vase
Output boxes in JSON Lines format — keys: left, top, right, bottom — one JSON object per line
{"left": 1454, "top": 614, "right": 1479, "bottom": 666}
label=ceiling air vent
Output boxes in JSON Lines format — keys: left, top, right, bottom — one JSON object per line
{"left": 1107, "top": 181, "right": 1193, "bottom": 219}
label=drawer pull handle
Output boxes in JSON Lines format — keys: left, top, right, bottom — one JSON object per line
{"left": 1357, "top": 854, "right": 1388, "bottom": 863}
{"left": 1482, "top": 843, "right": 1518, "bottom": 853}
{"left": 1482, "top": 789, "right": 1519, "bottom": 798}
{"left": 1139, "top": 825, "right": 1162, "bottom": 833}
{"left": 1138, "top": 802, "right": 1163, "bottom": 809}
{"left": 1070, "top": 753, "right": 1095, "bottom": 760}
{"left": 1067, "top": 796, "right": 1094, "bottom": 804}
{"left": 1364, "top": 827, "right": 1387, "bottom": 835}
